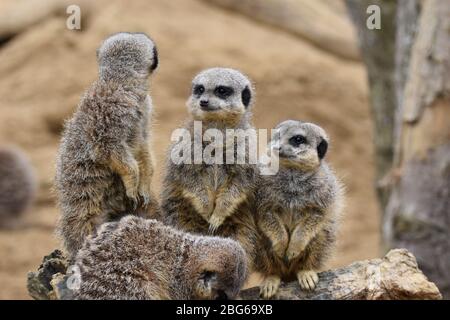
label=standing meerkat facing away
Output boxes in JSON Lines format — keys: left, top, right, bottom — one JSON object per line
{"left": 256, "top": 120, "right": 343, "bottom": 299}
{"left": 0, "top": 146, "right": 36, "bottom": 227}
{"left": 55, "top": 32, "right": 159, "bottom": 258}
{"left": 73, "top": 215, "right": 247, "bottom": 300}
{"left": 161, "top": 67, "right": 261, "bottom": 272}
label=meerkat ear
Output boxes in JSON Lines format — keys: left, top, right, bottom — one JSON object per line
{"left": 150, "top": 46, "right": 159, "bottom": 71}
{"left": 317, "top": 138, "right": 328, "bottom": 160}
{"left": 241, "top": 86, "right": 251, "bottom": 108}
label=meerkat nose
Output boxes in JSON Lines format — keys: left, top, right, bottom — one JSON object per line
{"left": 200, "top": 100, "right": 214, "bottom": 111}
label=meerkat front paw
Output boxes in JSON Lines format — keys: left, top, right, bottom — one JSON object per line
{"left": 125, "top": 179, "right": 140, "bottom": 209}
{"left": 272, "top": 240, "right": 287, "bottom": 259}
{"left": 259, "top": 275, "right": 281, "bottom": 299}
{"left": 285, "top": 241, "right": 306, "bottom": 262}
{"left": 285, "top": 248, "right": 301, "bottom": 262}
{"left": 138, "top": 181, "right": 152, "bottom": 206}
{"left": 208, "top": 213, "right": 226, "bottom": 234}
{"left": 297, "top": 270, "right": 318, "bottom": 291}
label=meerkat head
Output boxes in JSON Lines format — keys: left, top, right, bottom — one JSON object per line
{"left": 190, "top": 236, "right": 248, "bottom": 300}
{"left": 97, "top": 32, "right": 158, "bottom": 81}
{"left": 271, "top": 120, "right": 329, "bottom": 171}
{"left": 187, "top": 67, "right": 253, "bottom": 123}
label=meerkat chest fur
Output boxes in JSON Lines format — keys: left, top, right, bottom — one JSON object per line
{"left": 267, "top": 164, "right": 337, "bottom": 224}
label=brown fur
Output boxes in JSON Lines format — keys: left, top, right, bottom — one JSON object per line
{"left": 161, "top": 68, "right": 262, "bottom": 272}
{"left": 73, "top": 216, "right": 247, "bottom": 300}
{"left": 55, "top": 33, "right": 159, "bottom": 258}
{"left": 255, "top": 120, "right": 343, "bottom": 298}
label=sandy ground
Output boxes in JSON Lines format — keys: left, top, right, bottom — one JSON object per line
{"left": 0, "top": 0, "right": 380, "bottom": 299}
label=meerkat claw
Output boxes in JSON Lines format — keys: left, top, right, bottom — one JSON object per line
{"left": 297, "top": 270, "right": 319, "bottom": 291}
{"left": 208, "top": 214, "right": 224, "bottom": 234}
{"left": 259, "top": 276, "right": 280, "bottom": 299}
{"left": 139, "top": 195, "right": 149, "bottom": 208}
{"left": 127, "top": 193, "right": 139, "bottom": 210}
{"left": 208, "top": 223, "right": 219, "bottom": 235}
{"left": 138, "top": 183, "right": 152, "bottom": 206}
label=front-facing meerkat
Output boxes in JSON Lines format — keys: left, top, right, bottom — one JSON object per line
{"left": 73, "top": 216, "right": 247, "bottom": 300}
{"left": 256, "top": 120, "right": 343, "bottom": 299}
{"left": 55, "top": 32, "right": 159, "bottom": 258}
{"left": 161, "top": 67, "right": 260, "bottom": 271}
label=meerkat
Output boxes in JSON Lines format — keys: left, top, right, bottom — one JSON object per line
{"left": 256, "top": 120, "right": 343, "bottom": 299}
{"left": 0, "top": 146, "right": 36, "bottom": 227}
{"left": 55, "top": 32, "right": 159, "bottom": 258}
{"left": 72, "top": 215, "right": 247, "bottom": 300}
{"left": 161, "top": 67, "right": 261, "bottom": 272}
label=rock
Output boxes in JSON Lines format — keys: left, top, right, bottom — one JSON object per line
{"left": 202, "top": 0, "right": 360, "bottom": 61}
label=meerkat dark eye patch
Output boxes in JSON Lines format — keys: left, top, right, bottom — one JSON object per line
{"left": 317, "top": 138, "right": 328, "bottom": 159}
{"left": 193, "top": 84, "right": 205, "bottom": 96}
{"left": 150, "top": 46, "right": 158, "bottom": 71}
{"left": 241, "top": 86, "right": 251, "bottom": 108}
{"left": 214, "top": 86, "right": 234, "bottom": 99}
{"left": 289, "top": 135, "right": 307, "bottom": 147}
{"left": 199, "top": 270, "right": 217, "bottom": 287}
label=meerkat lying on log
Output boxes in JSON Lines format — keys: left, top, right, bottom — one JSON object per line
{"left": 73, "top": 216, "right": 247, "bottom": 300}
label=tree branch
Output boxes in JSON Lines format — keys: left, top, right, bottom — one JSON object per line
{"left": 27, "top": 249, "right": 441, "bottom": 300}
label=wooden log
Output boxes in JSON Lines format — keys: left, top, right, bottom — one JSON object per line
{"left": 240, "top": 249, "right": 441, "bottom": 299}
{"left": 27, "top": 249, "right": 442, "bottom": 300}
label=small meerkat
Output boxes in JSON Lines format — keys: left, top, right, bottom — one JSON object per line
{"left": 0, "top": 146, "right": 36, "bottom": 227}
{"left": 73, "top": 215, "right": 247, "bottom": 300}
{"left": 256, "top": 120, "right": 343, "bottom": 299}
{"left": 55, "top": 32, "right": 159, "bottom": 258}
{"left": 161, "top": 67, "right": 261, "bottom": 272}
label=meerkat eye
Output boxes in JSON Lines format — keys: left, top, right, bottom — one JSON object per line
{"left": 289, "top": 135, "right": 307, "bottom": 147}
{"left": 193, "top": 85, "right": 205, "bottom": 96}
{"left": 214, "top": 86, "right": 234, "bottom": 99}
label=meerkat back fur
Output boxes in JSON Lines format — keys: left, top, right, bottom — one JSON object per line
{"left": 256, "top": 120, "right": 343, "bottom": 299}
{"left": 161, "top": 68, "right": 261, "bottom": 272}
{"left": 0, "top": 146, "right": 36, "bottom": 227}
{"left": 73, "top": 215, "right": 247, "bottom": 300}
{"left": 55, "top": 32, "right": 159, "bottom": 258}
